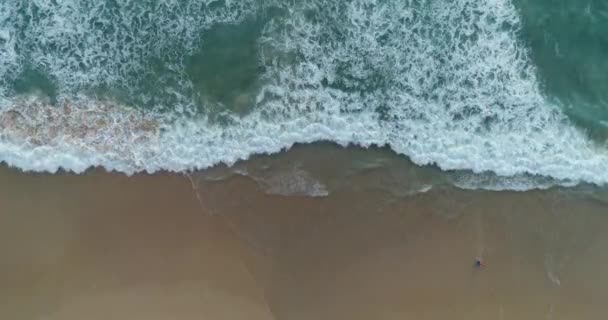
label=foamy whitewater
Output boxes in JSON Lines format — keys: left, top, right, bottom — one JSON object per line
{"left": 1, "top": 0, "right": 608, "bottom": 189}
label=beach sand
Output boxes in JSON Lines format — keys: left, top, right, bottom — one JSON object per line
{"left": 1, "top": 146, "right": 608, "bottom": 319}
{"left": 0, "top": 168, "right": 272, "bottom": 320}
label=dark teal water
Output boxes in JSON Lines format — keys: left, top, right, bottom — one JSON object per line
{"left": 514, "top": 0, "right": 608, "bottom": 139}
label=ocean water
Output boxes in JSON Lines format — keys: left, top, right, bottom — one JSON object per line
{"left": 1, "top": 0, "right": 607, "bottom": 190}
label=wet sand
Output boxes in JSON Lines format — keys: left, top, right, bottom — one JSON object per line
{"left": 0, "top": 168, "right": 272, "bottom": 320}
{"left": 1, "top": 146, "right": 608, "bottom": 319}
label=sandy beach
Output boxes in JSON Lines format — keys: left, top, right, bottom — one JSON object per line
{"left": 0, "top": 168, "right": 272, "bottom": 320}
{"left": 2, "top": 0, "right": 608, "bottom": 318}
{"left": 1, "top": 146, "right": 608, "bottom": 320}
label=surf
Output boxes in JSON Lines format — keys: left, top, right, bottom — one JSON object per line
{"left": 1, "top": 0, "right": 608, "bottom": 189}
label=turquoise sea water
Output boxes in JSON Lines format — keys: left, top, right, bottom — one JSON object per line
{"left": 1, "top": 0, "right": 607, "bottom": 189}
{"left": 514, "top": 0, "right": 608, "bottom": 139}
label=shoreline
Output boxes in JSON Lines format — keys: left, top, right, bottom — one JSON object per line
{"left": 2, "top": 145, "right": 608, "bottom": 319}
{"left": 2, "top": 141, "right": 600, "bottom": 193}
{"left": 3, "top": 1, "right": 608, "bottom": 318}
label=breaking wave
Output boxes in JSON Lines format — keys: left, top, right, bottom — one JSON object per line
{"left": 1, "top": 0, "right": 608, "bottom": 189}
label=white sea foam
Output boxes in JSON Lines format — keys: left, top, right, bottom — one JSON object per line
{"left": 449, "top": 172, "right": 579, "bottom": 192}
{"left": 2, "top": 0, "right": 608, "bottom": 191}
{"left": 251, "top": 165, "right": 330, "bottom": 197}
{"left": 0, "top": 95, "right": 384, "bottom": 174}
{"left": 0, "top": 5, "right": 18, "bottom": 100}
{"left": 0, "top": 0, "right": 257, "bottom": 102}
